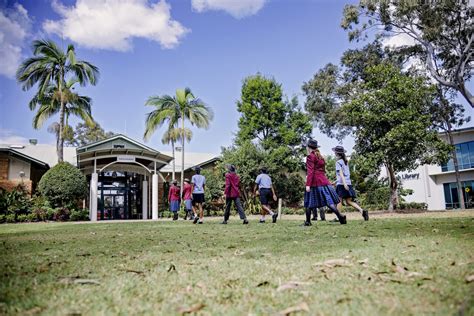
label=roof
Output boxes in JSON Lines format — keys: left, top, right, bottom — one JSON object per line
{"left": 0, "top": 147, "right": 50, "bottom": 168}
{"left": 77, "top": 134, "right": 160, "bottom": 154}
{"left": 160, "top": 152, "right": 220, "bottom": 173}
{"left": 439, "top": 126, "right": 474, "bottom": 135}
{"left": 0, "top": 144, "right": 76, "bottom": 167}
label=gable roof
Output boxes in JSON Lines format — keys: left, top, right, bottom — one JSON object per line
{"left": 77, "top": 134, "right": 160, "bottom": 154}
{"left": 0, "top": 147, "right": 49, "bottom": 168}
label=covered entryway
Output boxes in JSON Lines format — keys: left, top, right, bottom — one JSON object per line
{"left": 76, "top": 135, "right": 173, "bottom": 221}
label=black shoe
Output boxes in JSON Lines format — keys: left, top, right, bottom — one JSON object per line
{"left": 221, "top": 220, "right": 228, "bottom": 225}
{"left": 193, "top": 217, "right": 199, "bottom": 224}
{"left": 173, "top": 213, "right": 178, "bottom": 221}
{"left": 339, "top": 215, "right": 347, "bottom": 225}
{"left": 198, "top": 221, "right": 203, "bottom": 224}
{"left": 362, "top": 210, "right": 369, "bottom": 221}
{"left": 330, "top": 218, "right": 339, "bottom": 223}
{"left": 311, "top": 217, "right": 317, "bottom": 221}
{"left": 259, "top": 220, "right": 265, "bottom": 223}
{"left": 302, "top": 221, "right": 312, "bottom": 227}
{"left": 272, "top": 213, "right": 278, "bottom": 223}
{"left": 243, "top": 219, "right": 249, "bottom": 225}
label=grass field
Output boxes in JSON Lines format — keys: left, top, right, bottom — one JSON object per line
{"left": 1, "top": 212, "right": 473, "bottom": 315}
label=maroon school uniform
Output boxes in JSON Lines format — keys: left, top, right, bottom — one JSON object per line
{"left": 168, "top": 186, "right": 180, "bottom": 202}
{"left": 225, "top": 172, "right": 240, "bottom": 198}
{"left": 306, "top": 151, "right": 332, "bottom": 187}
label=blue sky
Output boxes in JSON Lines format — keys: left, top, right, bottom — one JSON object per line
{"left": 0, "top": 0, "right": 472, "bottom": 156}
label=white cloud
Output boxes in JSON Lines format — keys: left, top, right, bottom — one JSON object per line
{"left": 43, "top": 0, "right": 188, "bottom": 51}
{"left": 192, "top": 0, "right": 266, "bottom": 18}
{"left": 382, "top": 33, "right": 416, "bottom": 48}
{"left": 0, "top": 129, "right": 29, "bottom": 145}
{"left": 0, "top": 3, "right": 32, "bottom": 78}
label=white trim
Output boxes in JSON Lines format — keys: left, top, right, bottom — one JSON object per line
{"left": 99, "top": 160, "right": 152, "bottom": 173}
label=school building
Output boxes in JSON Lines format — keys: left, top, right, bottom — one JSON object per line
{"left": 0, "top": 134, "right": 219, "bottom": 221}
{"left": 382, "top": 127, "right": 474, "bottom": 210}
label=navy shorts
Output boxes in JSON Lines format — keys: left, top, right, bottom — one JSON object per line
{"left": 259, "top": 188, "right": 272, "bottom": 205}
{"left": 192, "top": 193, "right": 205, "bottom": 205}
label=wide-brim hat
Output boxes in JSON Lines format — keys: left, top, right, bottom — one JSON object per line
{"left": 332, "top": 145, "right": 346, "bottom": 153}
{"left": 227, "top": 164, "right": 236, "bottom": 172}
{"left": 194, "top": 166, "right": 201, "bottom": 171}
{"left": 306, "top": 139, "right": 320, "bottom": 149}
{"left": 184, "top": 178, "right": 190, "bottom": 183}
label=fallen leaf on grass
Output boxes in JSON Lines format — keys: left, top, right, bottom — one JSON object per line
{"left": 257, "top": 281, "right": 270, "bottom": 287}
{"left": 74, "top": 279, "right": 100, "bottom": 285}
{"left": 358, "top": 258, "right": 369, "bottom": 265}
{"left": 278, "top": 302, "right": 309, "bottom": 315}
{"left": 168, "top": 264, "right": 176, "bottom": 272}
{"left": 277, "top": 281, "right": 311, "bottom": 292}
{"left": 336, "top": 297, "right": 351, "bottom": 304}
{"left": 76, "top": 253, "right": 91, "bottom": 257}
{"left": 315, "top": 259, "right": 352, "bottom": 268}
{"left": 178, "top": 303, "right": 205, "bottom": 314}
{"left": 123, "top": 269, "right": 145, "bottom": 275}
{"left": 466, "top": 275, "right": 474, "bottom": 283}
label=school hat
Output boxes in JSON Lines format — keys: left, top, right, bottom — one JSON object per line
{"left": 227, "top": 164, "right": 236, "bottom": 172}
{"left": 172, "top": 180, "right": 178, "bottom": 185}
{"left": 184, "top": 178, "right": 190, "bottom": 183}
{"left": 194, "top": 166, "right": 201, "bottom": 171}
{"left": 332, "top": 145, "right": 346, "bottom": 153}
{"left": 306, "top": 139, "right": 320, "bottom": 149}
{"left": 259, "top": 166, "right": 268, "bottom": 173}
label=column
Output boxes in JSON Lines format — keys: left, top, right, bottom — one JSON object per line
{"left": 152, "top": 173, "right": 158, "bottom": 220}
{"left": 142, "top": 179, "right": 148, "bottom": 219}
{"left": 90, "top": 172, "right": 98, "bottom": 221}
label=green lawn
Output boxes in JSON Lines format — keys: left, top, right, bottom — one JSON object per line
{"left": 1, "top": 213, "right": 473, "bottom": 315}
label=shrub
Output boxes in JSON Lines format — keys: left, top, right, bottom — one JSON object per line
{"left": 400, "top": 202, "right": 428, "bottom": 210}
{"left": 26, "top": 213, "right": 36, "bottom": 222}
{"left": 5, "top": 214, "right": 15, "bottom": 223}
{"left": 70, "top": 209, "right": 89, "bottom": 221}
{"left": 1, "top": 185, "right": 31, "bottom": 216}
{"left": 53, "top": 207, "right": 70, "bottom": 221}
{"left": 16, "top": 214, "right": 28, "bottom": 222}
{"left": 0, "top": 215, "right": 5, "bottom": 223}
{"left": 38, "top": 162, "right": 87, "bottom": 208}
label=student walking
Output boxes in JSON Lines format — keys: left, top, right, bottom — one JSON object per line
{"left": 168, "top": 180, "right": 180, "bottom": 221}
{"left": 304, "top": 139, "right": 347, "bottom": 226}
{"left": 191, "top": 167, "right": 206, "bottom": 224}
{"left": 333, "top": 146, "right": 368, "bottom": 221}
{"left": 182, "top": 178, "right": 193, "bottom": 220}
{"left": 222, "top": 165, "right": 248, "bottom": 225}
{"left": 254, "top": 167, "right": 278, "bottom": 223}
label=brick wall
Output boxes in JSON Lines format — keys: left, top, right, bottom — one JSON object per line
{"left": 0, "top": 179, "right": 33, "bottom": 195}
{"left": 0, "top": 155, "right": 9, "bottom": 180}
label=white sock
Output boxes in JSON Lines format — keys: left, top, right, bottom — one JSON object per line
{"left": 260, "top": 216, "right": 265, "bottom": 221}
{"left": 269, "top": 211, "right": 274, "bottom": 216}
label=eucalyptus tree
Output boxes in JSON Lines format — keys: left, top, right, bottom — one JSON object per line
{"left": 17, "top": 39, "right": 99, "bottom": 162}
{"left": 144, "top": 88, "right": 213, "bottom": 190}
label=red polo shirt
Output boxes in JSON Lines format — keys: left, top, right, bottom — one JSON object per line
{"left": 225, "top": 172, "right": 240, "bottom": 198}
{"left": 182, "top": 183, "right": 192, "bottom": 200}
{"left": 306, "top": 151, "right": 331, "bottom": 187}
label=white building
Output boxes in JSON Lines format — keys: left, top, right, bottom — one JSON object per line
{"left": 382, "top": 127, "right": 474, "bottom": 210}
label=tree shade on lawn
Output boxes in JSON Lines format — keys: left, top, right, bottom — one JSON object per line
{"left": 16, "top": 39, "right": 99, "bottom": 162}
{"left": 0, "top": 213, "right": 473, "bottom": 314}
{"left": 144, "top": 88, "right": 213, "bottom": 191}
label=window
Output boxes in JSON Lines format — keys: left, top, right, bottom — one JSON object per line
{"left": 443, "top": 181, "right": 474, "bottom": 209}
{"left": 441, "top": 141, "right": 474, "bottom": 172}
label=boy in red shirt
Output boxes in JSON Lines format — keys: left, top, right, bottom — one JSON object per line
{"left": 182, "top": 178, "right": 193, "bottom": 220}
{"left": 222, "top": 165, "right": 248, "bottom": 225}
{"left": 168, "top": 180, "right": 180, "bottom": 221}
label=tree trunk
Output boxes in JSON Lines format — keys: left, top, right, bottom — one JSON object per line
{"left": 386, "top": 164, "right": 399, "bottom": 211}
{"left": 171, "top": 140, "right": 175, "bottom": 181}
{"left": 57, "top": 73, "right": 65, "bottom": 163}
{"left": 447, "top": 123, "right": 466, "bottom": 209}
{"left": 180, "top": 116, "right": 185, "bottom": 194}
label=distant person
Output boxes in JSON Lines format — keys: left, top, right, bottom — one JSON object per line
{"left": 182, "top": 178, "right": 193, "bottom": 220}
{"left": 304, "top": 139, "right": 346, "bottom": 226}
{"left": 254, "top": 167, "right": 278, "bottom": 223}
{"left": 333, "top": 145, "right": 368, "bottom": 221}
{"left": 222, "top": 164, "right": 248, "bottom": 225}
{"left": 168, "top": 180, "right": 180, "bottom": 221}
{"left": 191, "top": 167, "right": 206, "bottom": 224}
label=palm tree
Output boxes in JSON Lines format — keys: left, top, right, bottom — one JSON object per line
{"left": 144, "top": 88, "right": 213, "bottom": 190}
{"left": 161, "top": 127, "right": 192, "bottom": 181}
{"left": 28, "top": 78, "right": 94, "bottom": 153}
{"left": 17, "top": 39, "right": 99, "bottom": 162}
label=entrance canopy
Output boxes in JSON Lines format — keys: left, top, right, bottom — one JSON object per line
{"left": 77, "top": 134, "right": 172, "bottom": 175}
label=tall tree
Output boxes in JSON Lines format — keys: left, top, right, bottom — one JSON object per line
{"left": 342, "top": 63, "right": 450, "bottom": 210}
{"left": 17, "top": 39, "right": 99, "bottom": 162}
{"left": 28, "top": 79, "right": 94, "bottom": 149}
{"left": 144, "top": 88, "right": 213, "bottom": 191}
{"left": 161, "top": 126, "right": 192, "bottom": 181}
{"left": 65, "top": 122, "right": 115, "bottom": 147}
{"left": 431, "top": 88, "right": 471, "bottom": 209}
{"left": 341, "top": 0, "right": 474, "bottom": 107}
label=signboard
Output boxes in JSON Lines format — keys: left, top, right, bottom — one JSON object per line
{"left": 117, "top": 155, "right": 135, "bottom": 163}
{"left": 402, "top": 173, "right": 420, "bottom": 180}
{"left": 466, "top": 187, "right": 471, "bottom": 193}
